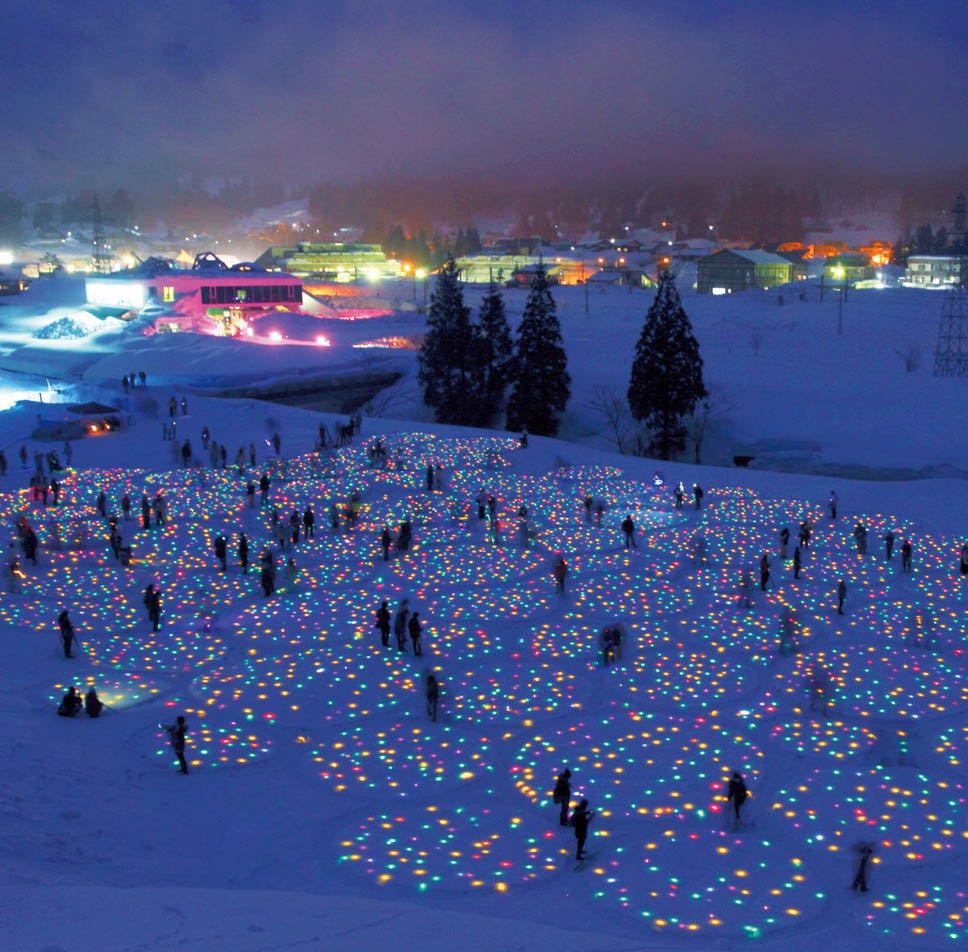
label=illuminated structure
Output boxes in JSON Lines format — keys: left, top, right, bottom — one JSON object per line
{"left": 904, "top": 255, "right": 963, "bottom": 288}
{"left": 85, "top": 252, "right": 303, "bottom": 335}
{"left": 697, "top": 249, "right": 796, "bottom": 295}
{"left": 254, "top": 242, "right": 403, "bottom": 282}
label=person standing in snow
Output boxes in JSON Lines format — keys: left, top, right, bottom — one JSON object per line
{"left": 58, "top": 609, "right": 77, "bottom": 658}
{"left": 145, "top": 584, "right": 161, "bottom": 631}
{"left": 853, "top": 522, "right": 868, "bottom": 555}
{"left": 376, "top": 600, "right": 391, "bottom": 647}
{"left": 837, "top": 578, "right": 848, "bottom": 615}
{"left": 884, "top": 530, "right": 895, "bottom": 560}
{"left": 621, "top": 514, "right": 637, "bottom": 550}
{"left": 238, "top": 532, "right": 249, "bottom": 573}
{"left": 394, "top": 600, "right": 409, "bottom": 652}
{"left": 570, "top": 799, "right": 594, "bottom": 861}
{"left": 553, "top": 555, "right": 568, "bottom": 595}
{"left": 793, "top": 545, "right": 802, "bottom": 579}
{"left": 759, "top": 553, "right": 771, "bottom": 591}
{"left": 960, "top": 542, "right": 968, "bottom": 577}
{"left": 779, "top": 526, "right": 790, "bottom": 559}
{"left": 828, "top": 490, "right": 838, "bottom": 519}
{"left": 901, "top": 539, "right": 912, "bottom": 573}
{"left": 426, "top": 673, "right": 440, "bottom": 722}
{"left": 851, "top": 842, "right": 874, "bottom": 893}
{"left": 553, "top": 768, "right": 572, "bottom": 826}
{"left": 726, "top": 771, "right": 748, "bottom": 827}
{"left": 408, "top": 611, "right": 423, "bottom": 657}
{"left": 693, "top": 484, "right": 704, "bottom": 510}
{"left": 164, "top": 716, "right": 189, "bottom": 774}
{"left": 380, "top": 526, "right": 393, "bottom": 561}
{"left": 214, "top": 534, "right": 227, "bottom": 572}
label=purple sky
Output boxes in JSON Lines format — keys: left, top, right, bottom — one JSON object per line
{"left": 3, "top": 0, "right": 967, "bottom": 193}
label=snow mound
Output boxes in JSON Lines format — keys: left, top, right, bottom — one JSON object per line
{"left": 33, "top": 313, "right": 106, "bottom": 339}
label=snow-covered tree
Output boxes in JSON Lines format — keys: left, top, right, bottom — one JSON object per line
{"left": 627, "top": 270, "right": 707, "bottom": 459}
{"left": 506, "top": 267, "right": 570, "bottom": 436}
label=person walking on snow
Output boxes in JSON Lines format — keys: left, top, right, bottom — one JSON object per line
{"left": 837, "top": 578, "right": 848, "bottom": 615}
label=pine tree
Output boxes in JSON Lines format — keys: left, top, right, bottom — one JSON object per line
{"left": 472, "top": 282, "right": 514, "bottom": 424}
{"left": 506, "top": 267, "right": 570, "bottom": 436}
{"left": 417, "top": 259, "right": 478, "bottom": 425}
{"left": 627, "top": 270, "right": 707, "bottom": 459}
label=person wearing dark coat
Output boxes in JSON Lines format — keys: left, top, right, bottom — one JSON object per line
{"left": 570, "top": 799, "right": 594, "bottom": 860}
{"left": 726, "top": 771, "right": 748, "bottom": 825}
{"left": 851, "top": 842, "right": 874, "bottom": 892}
{"left": 376, "top": 600, "right": 391, "bottom": 647}
{"left": 408, "top": 612, "right": 423, "bottom": 657}
{"left": 302, "top": 506, "right": 315, "bottom": 540}
{"left": 238, "top": 532, "right": 249, "bottom": 573}
{"left": 621, "top": 515, "right": 637, "bottom": 549}
{"left": 58, "top": 609, "right": 77, "bottom": 657}
{"left": 214, "top": 534, "right": 227, "bottom": 572}
{"left": 85, "top": 688, "right": 103, "bottom": 718}
{"left": 553, "top": 768, "right": 572, "bottom": 826}
{"left": 394, "top": 601, "right": 409, "bottom": 651}
{"left": 58, "top": 686, "right": 82, "bottom": 717}
{"left": 164, "top": 715, "right": 189, "bottom": 773}
{"left": 23, "top": 526, "right": 38, "bottom": 565}
{"left": 380, "top": 526, "right": 393, "bottom": 561}
{"left": 901, "top": 539, "right": 913, "bottom": 572}
{"left": 426, "top": 674, "right": 440, "bottom": 721}
{"left": 144, "top": 584, "right": 161, "bottom": 630}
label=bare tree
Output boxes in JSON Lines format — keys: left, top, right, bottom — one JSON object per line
{"left": 587, "top": 384, "right": 649, "bottom": 456}
{"left": 687, "top": 388, "right": 735, "bottom": 465}
{"left": 893, "top": 343, "right": 922, "bottom": 373}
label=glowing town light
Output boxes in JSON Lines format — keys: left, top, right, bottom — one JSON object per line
{"left": 315, "top": 335, "right": 331, "bottom": 347}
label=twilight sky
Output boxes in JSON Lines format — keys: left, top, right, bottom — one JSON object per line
{"left": 3, "top": 0, "right": 967, "bottom": 194}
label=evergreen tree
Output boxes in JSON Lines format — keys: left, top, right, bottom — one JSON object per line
{"left": 473, "top": 282, "right": 514, "bottom": 424}
{"left": 506, "top": 267, "right": 570, "bottom": 436}
{"left": 417, "top": 259, "right": 478, "bottom": 425}
{"left": 627, "top": 270, "right": 707, "bottom": 459}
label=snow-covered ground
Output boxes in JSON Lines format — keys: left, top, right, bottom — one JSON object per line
{"left": 1, "top": 276, "right": 968, "bottom": 951}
